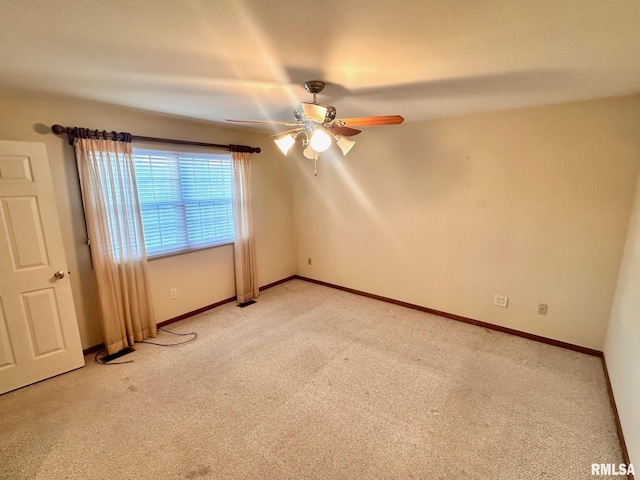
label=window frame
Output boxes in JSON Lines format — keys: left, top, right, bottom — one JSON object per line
{"left": 132, "top": 147, "right": 235, "bottom": 259}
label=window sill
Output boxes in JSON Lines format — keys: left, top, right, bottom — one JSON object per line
{"left": 147, "top": 240, "right": 234, "bottom": 261}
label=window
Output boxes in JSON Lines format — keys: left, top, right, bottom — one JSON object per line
{"left": 133, "top": 149, "right": 234, "bottom": 257}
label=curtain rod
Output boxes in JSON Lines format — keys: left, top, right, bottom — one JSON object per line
{"left": 51, "top": 124, "right": 261, "bottom": 154}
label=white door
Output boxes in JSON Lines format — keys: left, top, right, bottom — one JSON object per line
{"left": 0, "top": 140, "right": 84, "bottom": 394}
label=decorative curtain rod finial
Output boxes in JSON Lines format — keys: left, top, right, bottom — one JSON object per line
{"left": 51, "top": 124, "right": 66, "bottom": 135}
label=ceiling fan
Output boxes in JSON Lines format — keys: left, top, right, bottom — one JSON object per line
{"left": 226, "top": 81, "right": 404, "bottom": 173}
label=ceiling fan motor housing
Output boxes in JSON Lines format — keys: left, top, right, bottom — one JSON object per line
{"left": 296, "top": 103, "right": 337, "bottom": 124}
{"left": 320, "top": 104, "right": 337, "bottom": 122}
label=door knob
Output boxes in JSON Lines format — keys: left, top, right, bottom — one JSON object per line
{"left": 54, "top": 271, "right": 65, "bottom": 280}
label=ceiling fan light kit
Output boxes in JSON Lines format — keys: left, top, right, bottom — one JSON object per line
{"left": 274, "top": 133, "right": 296, "bottom": 155}
{"left": 303, "top": 145, "right": 316, "bottom": 160}
{"left": 336, "top": 135, "right": 356, "bottom": 156}
{"left": 309, "top": 129, "right": 332, "bottom": 152}
{"left": 227, "top": 81, "right": 404, "bottom": 174}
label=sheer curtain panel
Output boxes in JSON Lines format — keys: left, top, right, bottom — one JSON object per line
{"left": 75, "top": 138, "right": 156, "bottom": 354}
{"left": 231, "top": 151, "right": 259, "bottom": 303}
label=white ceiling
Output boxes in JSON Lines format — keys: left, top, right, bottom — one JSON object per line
{"left": 1, "top": 0, "right": 639, "bottom": 130}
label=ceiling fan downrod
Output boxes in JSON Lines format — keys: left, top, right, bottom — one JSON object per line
{"left": 304, "top": 80, "right": 325, "bottom": 104}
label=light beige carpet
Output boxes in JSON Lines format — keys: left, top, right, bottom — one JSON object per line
{"left": 0, "top": 279, "right": 623, "bottom": 479}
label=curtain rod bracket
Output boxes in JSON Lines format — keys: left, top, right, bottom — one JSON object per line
{"left": 230, "top": 144, "right": 262, "bottom": 154}
{"left": 51, "top": 124, "right": 74, "bottom": 145}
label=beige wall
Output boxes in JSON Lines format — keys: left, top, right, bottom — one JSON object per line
{"left": 604, "top": 165, "right": 640, "bottom": 468}
{"left": 2, "top": 89, "right": 638, "bottom": 354}
{"left": 0, "top": 91, "right": 295, "bottom": 349}
{"left": 294, "top": 95, "right": 640, "bottom": 350}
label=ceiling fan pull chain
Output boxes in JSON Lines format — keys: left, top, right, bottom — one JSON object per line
{"left": 314, "top": 151, "right": 318, "bottom": 176}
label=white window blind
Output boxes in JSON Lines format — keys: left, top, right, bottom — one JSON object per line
{"left": 133, "top": 149, "right": 234, "bottom": 257}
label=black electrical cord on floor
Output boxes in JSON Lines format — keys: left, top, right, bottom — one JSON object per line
{"left": 139, "top": 327, "right": 197, "bottom": 346}
{"left": 94, "top": 327, "right": 197, "bottom": 365}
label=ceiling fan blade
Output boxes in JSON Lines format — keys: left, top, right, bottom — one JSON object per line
{"left": 301, "top": 103, "right": 329, "bottom": 123}
{"left": 226, "top": 119, "right": 297, "bottom": 125}
{"left": 270, "top": 127, "right": 305, "bottom": 137}
{"left": 327, "top": 126, "right": 361, "bottom": 137}
{"left": 337, "top": 115, "right": 404, "bottom": 127}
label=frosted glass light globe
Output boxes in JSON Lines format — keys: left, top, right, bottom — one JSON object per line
{"left": 310, "top": 129, "right": 331, "bottom": 152}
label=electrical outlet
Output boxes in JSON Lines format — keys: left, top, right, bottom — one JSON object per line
{"left": 169, "top": 288, "right": 177, "bottom": 300}
{"left": 494, "top": 294, "right": 509, "bottom": 308}
{"left": 325, "top": 260, "right": 334, "bottom": 270}
{"left": 307, "top": 257, "right": 312, "bottom": 265}
{"left": 538, "top": 303, "right": 548, "bottom": 315}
